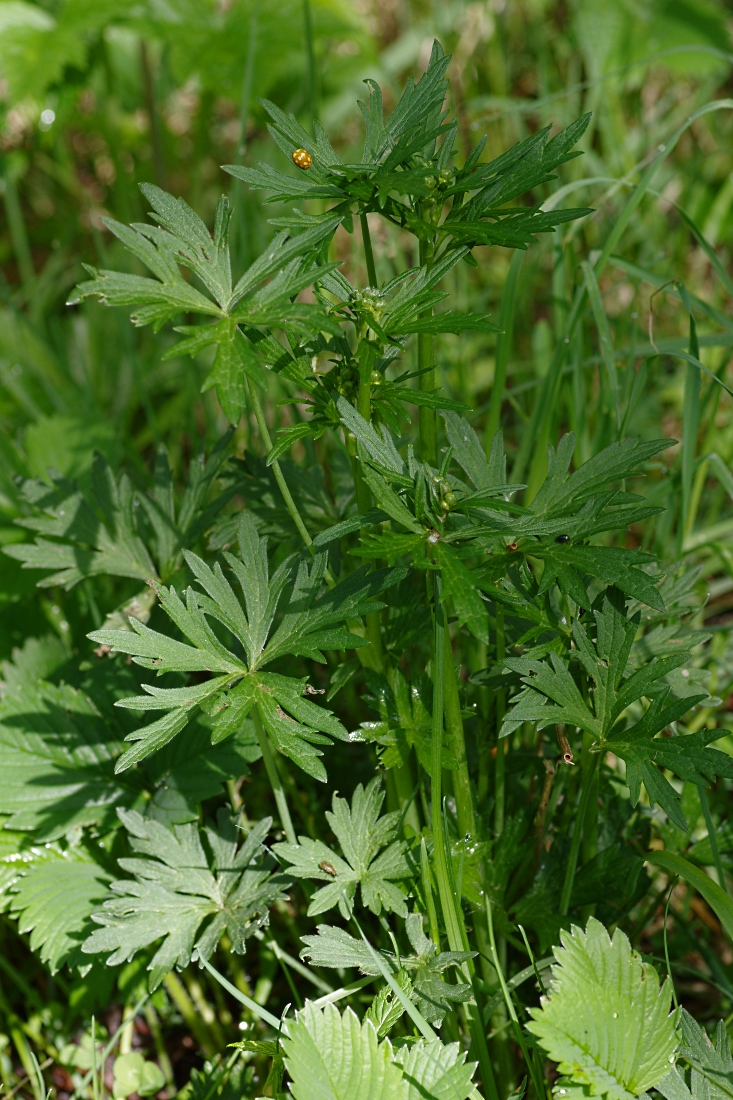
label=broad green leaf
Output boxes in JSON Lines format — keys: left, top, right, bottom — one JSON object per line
{"left": 6, "top": 438, "right": 234, "bottom": 588}
{"left": 527, "top": 917, "right": 677, "bottom": 1100}
{"left": 610, "top": 696, "right": 733, "bottom": 830}
{"left": 6, "top": 454, "right": 156, "bottom": 588}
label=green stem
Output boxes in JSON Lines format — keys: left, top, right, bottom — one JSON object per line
{"left": 699, "top": 784, "right": 727, "bottom": 892}
{"left": 420, "top": 836, "right": 441, "bottom": 949}
{"left": 580, "top": 731, "right": 599, "bottom": 920}
{"left": 237, "top": 7, "right": 259, "bottom": 159}
{"left": 494, "top": 607, "right": 506, "bottom": 839}
{"left": 486, "top": 249, "right": 524, "bottom": 447}
{"left": 444, "top": 621, "right": 475, "bottom": 838}
{"left": 392, "top": 755, "right": 421, "bottom": 835}
{"left": 418, "top": 236, "right": 437, "bottom": 464}
{"left": 559, "top": 751, "right": 600, "bottom": 916}
{"left": 185, "top": 972, "right": 226, "bottom": 1049}
{"left": 139, "top": 40, "right": 166, "bottom": 189}
{"left": 247, "top": 380, "right": 314, "bottom": 548}
{"left": 253, "top": 706, "right": 297, "bottom": 845}
{"left": 90, "top": 1018, "right": 101, "bottom": 1100}
{"left": 431, "top": 571, "right": 498, "bottom": 1100}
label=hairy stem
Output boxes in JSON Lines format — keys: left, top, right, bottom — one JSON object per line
{"left": 580, "top": 730, "right": 599, "bottom": 920}
{"left": 247, "top": 380, "right": 314, "bottom": 548}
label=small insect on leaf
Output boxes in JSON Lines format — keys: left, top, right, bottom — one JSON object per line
{"left": 319, "top": 861, "right": 337, "bottom": 877}
{"left": 507, "top": 542, "right": 519, "bottom": 551}
{"left": 555, "top": 534, "right": 570, "bottom": 543}
{"left": 292, "top": 148, "right": 313, "bottom": 170}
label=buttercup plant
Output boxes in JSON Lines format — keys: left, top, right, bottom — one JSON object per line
{"left": 4, "top": 39, "right": 733, "bottom": 1100}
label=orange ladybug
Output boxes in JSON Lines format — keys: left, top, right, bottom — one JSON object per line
{"left": 292, "top": 148, "right": 313, "bottom": 170}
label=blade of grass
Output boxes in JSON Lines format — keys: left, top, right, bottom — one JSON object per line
{"left": 197, "top": 952, "right": 283, "bottom": 1031}
{"left": 646, "top": 850, "right": 733, "bottom": 942}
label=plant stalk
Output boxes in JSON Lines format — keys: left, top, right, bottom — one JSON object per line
{"left": 252, "top": 706, "right": 297, "bottom": 845}
{"left": 1, "top": 172, "right": 34, "bottom": 294}
{"left": 559, "top": 751, "right": 600, "bottom": 915}
{"left": 485, "top": 895, "right": 546, "bottom": 1100}
{"left": 580, "top": 731, "right": 599, "bottom": 919}
{"left": 431, "top": 570, "right": 498, "bottom": 1100}
{"left": 443, "top": 620, "right": 475, "bottom": 839}
{"left": 302, "top": 0, "right": 317, "bottom": 130}
{"left": 418, "top": 235, "right": 437, "bottom": 465}
{"left": 246, "top": 379, "right": 316, "bottom": 551}
{"left": 494, "top": 607, "right": 506, "bottom": 839}
{"left": 360, "top": 212, "right": 377, "bottom": 286}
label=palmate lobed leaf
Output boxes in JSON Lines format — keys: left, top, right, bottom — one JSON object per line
{"left": 70, "top": 185, "right": 338, "bottom": 423}
{"left": 87, "top": 513, "right": 403, "bottom": 779}
{"left": 83, "top": 809, "right": 289, "bottom": 988}
{"left": 527, "top": 918, "right": 677, "bottom": 1100}
{"left": 273, "top": 778, "right": 411, "bottom": 918}
{"left": 0, "top": 638, "right": 260, "bottom": 839}
{"left": 499, "top": 590, "right": 727, "bottom": 827}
